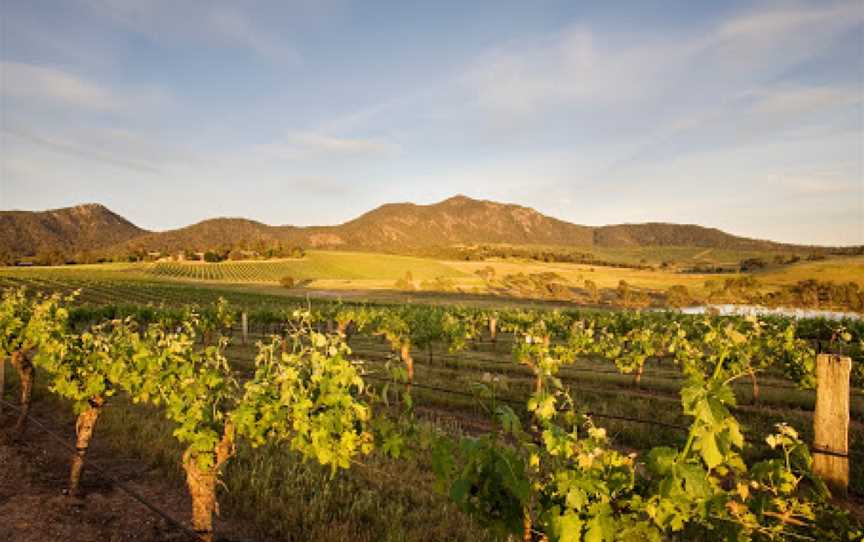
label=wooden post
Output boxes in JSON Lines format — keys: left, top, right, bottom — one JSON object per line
{"left": 813, "top": 353, "right": 851, "bottom": 496}
{"left": 241, "top": 312, "right": 248, "bottom": 345}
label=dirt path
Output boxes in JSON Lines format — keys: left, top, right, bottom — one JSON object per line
{"left": 0, "top": 402, "right": 255, "bottom": 542}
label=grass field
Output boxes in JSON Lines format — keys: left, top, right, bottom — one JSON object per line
{"left": 496, "top": 244, "right": 803, "bottom": 267}
{"left": 0, "top": 251, "right": 861, "bottom": 311}
{"left": 147, "top": 251, "right": 469, "bottom": 283}
{"left": 0, "top": 255, "right": 862, "bottom": 540}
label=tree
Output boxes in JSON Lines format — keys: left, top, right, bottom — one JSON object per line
{"left": 666, "top": 285, "right": 692, "bottom": 308}
{"left": 35, "top": 249, "right": 67, "bottom": 266}
{"left": 0, "top": 246, "right": 16, "bottom": 266}
{"left": 616, "top": 280, "right": 632, "bottom": 308}
{"left": 394, "top": 271, "right": 415, "bottom": 290}
{"left": 583, "top": 279, "right": 599, "bottom": 304}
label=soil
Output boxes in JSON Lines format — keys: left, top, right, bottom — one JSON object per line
{"left": 0, "top": 402, "right": 255, "bottom": 542}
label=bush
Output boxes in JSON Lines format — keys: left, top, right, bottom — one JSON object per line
{"left": 666, "top": 285, "right": 692, "bottom": 308}
{"left": 280, "top": 276, "right": 296, "bottom": 288}
{"left": 394, "top": 271, "right": 415, "bottom": 290}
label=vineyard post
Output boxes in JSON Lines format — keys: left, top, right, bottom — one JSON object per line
{"left": 813, "top": 353, "right": 851, "bottom": 496}
{"left": 241, "top": 312, "right": 248, "bottom": 345}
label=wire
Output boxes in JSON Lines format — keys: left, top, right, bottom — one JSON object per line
{"left": 0, "top": 398, "right": 206, "bottom": 542}
{"left": 361, "top": 373, "right": 691, "bottom": 432}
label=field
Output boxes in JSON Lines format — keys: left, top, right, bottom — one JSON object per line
{"left": 2, "top": 250, "right": 862, "bottom": 306}
{"left": 1, "top": 251, "right": 863, "bottom": 540}
{"left": 147, "top": 251, "right": 468, "bottom": 284}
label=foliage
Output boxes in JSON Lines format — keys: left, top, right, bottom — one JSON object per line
{"left": 233, "top": 311, "right": 373, "bottom": 472}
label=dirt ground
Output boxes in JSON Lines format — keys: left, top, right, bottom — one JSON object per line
{"left": 0, "top": 402, "right": 255, "bottom": 542}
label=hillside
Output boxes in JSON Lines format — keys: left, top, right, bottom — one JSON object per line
{"left": 0, "top": 196, "right": 837, "bottom": 261}
{"left": 0, "top": 203, "right": 146, "bottom": 259}
{"left": 308, "top": 195, "right": 596, "bottom": 248}
{"left": 592, "top": 223, "right": 789, "bottom": 250}
{"left": 125, "top": 218, "right": 297, "bottom": 253}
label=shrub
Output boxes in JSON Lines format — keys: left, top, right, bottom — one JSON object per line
{"left": 394, "top": 271, "right": 415, "bottom": 290}
{"left": 280, "top": 276, "right": 296, "bottom": 288}
{"left": 666, "top": 285, "right": 692, "bottom": 308}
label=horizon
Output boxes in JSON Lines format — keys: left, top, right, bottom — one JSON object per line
{"left": 1, "top": 1, "right": 862, "bottom": 245}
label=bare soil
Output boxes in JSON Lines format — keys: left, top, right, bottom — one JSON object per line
{"left": 0, "top": 402, "right": 255, "bottom": 542}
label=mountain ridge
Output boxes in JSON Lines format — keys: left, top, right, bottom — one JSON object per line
{"left": 0, "top": 196, "right": 847, "bottom": 261}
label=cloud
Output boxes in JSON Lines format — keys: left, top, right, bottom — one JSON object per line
{"left": 1, "top": 61, "right": 118, "bottom": 110}
{"left": 461, "top": 1, "right": 863, "bottom": 119}
{"left": 80, "top": 0, "right": 302, "bottom": 63}
{"left": 748, "top": 86, "right": 862, "bottom": 117}
{"left": 772, "top": 167, "right": 862, "bottom": 197}
{"left": 2, "top": 127, "right": 162, "bottom": 173}
{"left": 0, "top": 61, "right": 170, "bottom": 112}
{"left": 252, "top": 133, "right": 400, "bottom": 159}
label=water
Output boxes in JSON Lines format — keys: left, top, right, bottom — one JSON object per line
{"left": 679, "top": 304, "right": 861, "bottom": 321}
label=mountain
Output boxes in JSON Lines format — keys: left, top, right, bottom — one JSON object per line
{"left": 0, "top": 203, "right": 146, "bottom": 258}
{"left": 0, "top": 196, "right": 832, "bottom": 261}
{"left": 305, "top": 195, "right": 596, "bottom": 249}
{"left": 591, "top": 223, "right": 785, "bottom": 250}
{"left": 123, "top": 218, "right": 295, "bottom": 253}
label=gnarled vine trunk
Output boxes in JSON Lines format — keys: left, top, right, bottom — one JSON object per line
{"left": 523, "top": 508, "right": 533, "bottom": 541}
{"left": 749, "top": 369, "right": 760, "bottom": 404}
{"left": 68, "top": 396, "right": 105, "bottom": 497}
{"left": 400, "top": 342, "right": 414, "bottom": 388}
{"left": 183, "top": 424, "right": 235, "bottom": 542}
{"left": 10, "top": 350, "right": 34, "bottom": 438}
{"left": 633, "top": 364, "right": 644, "bottom": 387}
{"left": 489, "top": 317, "right": 497, "bottom": 351}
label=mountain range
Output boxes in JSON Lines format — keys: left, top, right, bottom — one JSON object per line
{"left": 0, "top": 196, "right": 837, "bottom": 260}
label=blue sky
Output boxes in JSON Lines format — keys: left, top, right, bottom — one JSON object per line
{"left": 1, "top": 0, "right": 861, "bottom": 245}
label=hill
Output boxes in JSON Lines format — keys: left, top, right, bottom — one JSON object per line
{"left": 592, "top": 223, "right": 786, "bottom": 250}
{"left": 0, "top": 203, "right": 146, "bottom": 261}
{"left": 0, "top": 196, "right": 845, "bottom": 262}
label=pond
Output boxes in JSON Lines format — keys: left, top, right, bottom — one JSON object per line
{"left": 678, "top": 304, "right": 861, "bottom": 320}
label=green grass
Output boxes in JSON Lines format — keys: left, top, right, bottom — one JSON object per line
{"left": 2, "top": 362, "right": 494, "bottom": 542}
{"left": 147, "top": 251, "right": 469, "bottom": 283}
{"left": 754, "top": 256, "right": 864, "bottom": 287}
{"left": 478, "top": 244, "right": 807, "bottom": 267}
{"left": 1, "top": 251, "right": 862, "bottom": 312}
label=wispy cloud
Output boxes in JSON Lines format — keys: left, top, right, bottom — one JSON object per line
{"left": 1, "top": 61, "right": 118, "bottom": 110}
{"left": 0, "top": 61, "right": 169, "bottom": 111}
{"left": 252, "top": 133, "right": 400, "bottom": 159}
{"left": 461, "top": 1, "right": 863, "bottom": 119}
{"left": 748, "top": 86, "right": 861, "bottom": 117}
{"left": 0, "top": 122, "right": 203, "bottom": 175}
{"left": 80, "top": 0, "right": 302, "bottom": 63}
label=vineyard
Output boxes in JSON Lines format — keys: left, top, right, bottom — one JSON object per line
{"left": 2, "top": 286, "right": 864, "bottom": 541}
{"left": 145, "top": 252, "right": 468, "bottom": 284}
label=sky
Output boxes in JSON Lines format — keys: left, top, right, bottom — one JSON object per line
{"left": 0, "top": 0, "right": 862, "bottom": 245}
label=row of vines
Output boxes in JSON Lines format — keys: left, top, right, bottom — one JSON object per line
{"left": 2, "top": 286, "right": 863, "bottom": 541}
